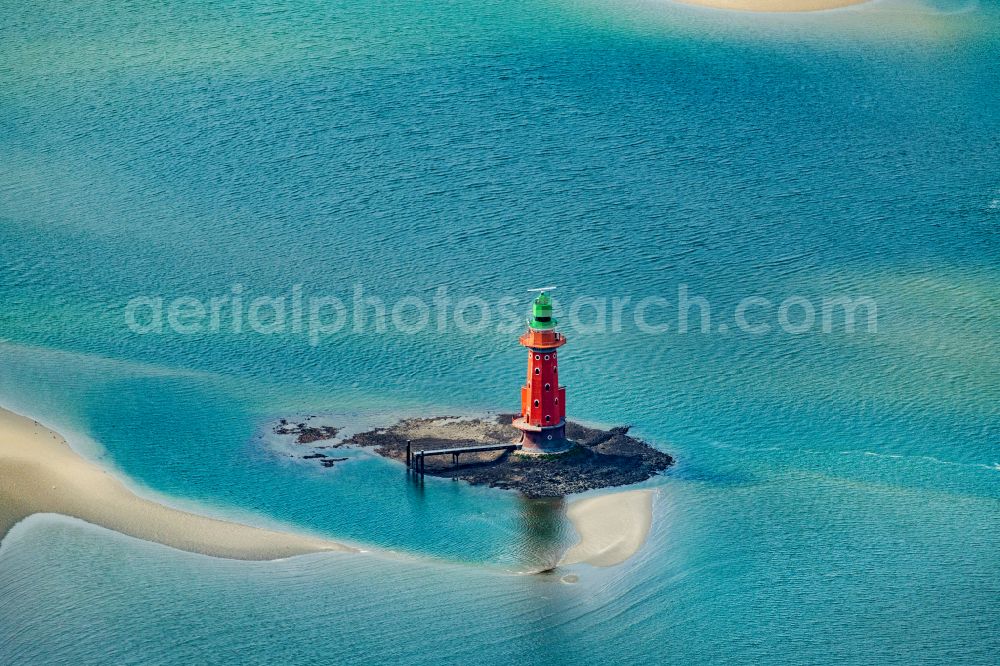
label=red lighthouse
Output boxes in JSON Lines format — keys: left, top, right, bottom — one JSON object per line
{"left": 512, "top": 290, "right": 570, "bottom": 453}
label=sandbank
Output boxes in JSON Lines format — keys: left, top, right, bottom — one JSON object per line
{"left": 0, "top": 407, "right": 354, "bottom": 560}
{"left": 672, "top": 0, "right": 868, "bottom": 12}
{"left": 560, "top": 489, "right": 654, "bottom": 567}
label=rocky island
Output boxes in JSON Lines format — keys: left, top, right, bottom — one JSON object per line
{"left": 340, "top": 414, "right": 673, "bottom": 497}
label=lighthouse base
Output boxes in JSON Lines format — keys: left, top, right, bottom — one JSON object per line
{"left": 511, "top": 418, "right": 573, "bottom": 455}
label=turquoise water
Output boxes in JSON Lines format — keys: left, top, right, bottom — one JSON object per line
{"left": 1, "top": 0, "right": 998, "bottom": 663}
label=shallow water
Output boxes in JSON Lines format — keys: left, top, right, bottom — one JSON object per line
{"left": 1, "top": 0, "right": 998, "bottom": 663}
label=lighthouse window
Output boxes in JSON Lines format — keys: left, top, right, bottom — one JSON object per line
{"left": 555, "top": 398, "right": 559, "bottom": 404}
{"left": 534, "top": 354, "right": 540, "bottom": 360}
{"left": 535, "top": 368, "right": 540, "bottom": 375}
{"left": 545, "top": 415, "right": 551, "bottom": 422}
{"left": 544, "top": 355, "right": 549, "bottom": 360}
{"left": 533, "top": 400, "right": 539, "bottom": 407}
{"left": 544, "top": 383, "right": 550, "bottom": 391}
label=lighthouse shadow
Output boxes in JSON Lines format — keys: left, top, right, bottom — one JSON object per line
{"left": 514, "top": 496, "right": 576, "bottom": 573}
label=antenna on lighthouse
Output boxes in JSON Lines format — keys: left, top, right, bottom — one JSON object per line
{"left": 527, "top": 286, "right": 557, "bottom": 293}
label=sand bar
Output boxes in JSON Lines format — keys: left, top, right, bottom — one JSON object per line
{"left": 560, "top": 489, "right": 654, "bottom": 567}
{"left": 671, "top": 0, "right": 868, "bottom": 12}
{"left": 0, "top": 407, "right": 355, "bottom": 560}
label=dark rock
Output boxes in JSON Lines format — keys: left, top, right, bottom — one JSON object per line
{"left": 273, "top": 421, "right": 341, "bottom": 444}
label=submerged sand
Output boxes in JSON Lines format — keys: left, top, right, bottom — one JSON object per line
{"left": 0, "top": 407, "right": 354, "bottom": 560}
{"left": 672, "top": 0, "right": 868, "bottom": 12}
{"left": 560, "top": 490, "right": 654, "bottom": 567}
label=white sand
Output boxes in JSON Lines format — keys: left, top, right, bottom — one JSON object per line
{"left": 560, "top": 489, "right": 654, "bottom": 567}
{"left": 672, "top": 0, "right": 868, "bottom": 12}
{"left": 0, "top": 407, "right": 355, "bottom": 560}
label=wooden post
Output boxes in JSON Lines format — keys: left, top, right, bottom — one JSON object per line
{"left": 406, "top": 440, "right": 411, "bottom": 467}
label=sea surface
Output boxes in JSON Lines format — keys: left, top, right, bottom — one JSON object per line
{"left": 1, "top": 0, "right": 998, "bottom": 663}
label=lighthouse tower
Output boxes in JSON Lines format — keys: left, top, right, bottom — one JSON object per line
{"left": 512, "top": 290, "right": 570, "bottom": 454}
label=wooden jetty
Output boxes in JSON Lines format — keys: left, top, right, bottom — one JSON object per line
{"left": 406, "top": 439, "right": 522, "bottom": 475}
